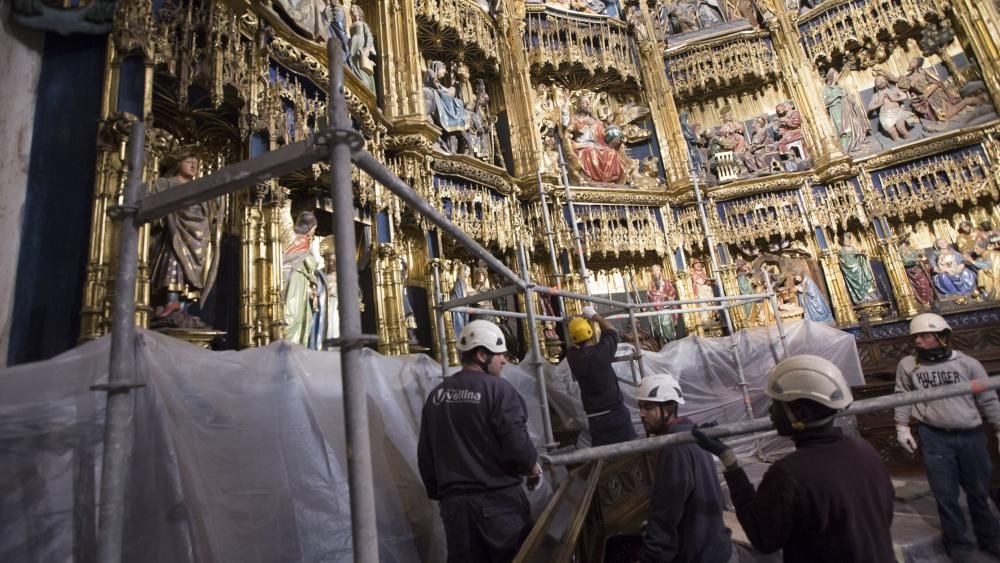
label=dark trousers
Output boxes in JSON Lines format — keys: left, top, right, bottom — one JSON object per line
{"left": 589, "top": 402, "right": 637, "bottom": 447}
{"left": 918, "top": 424, "right": 1000, "bottom": 553}
{"left": 440, "top": 486, "right": 532, "bottom": 563}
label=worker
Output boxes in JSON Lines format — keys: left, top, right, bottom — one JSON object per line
{"left": 693, "top": 355, "right": 895, "bottom": 563}
{"left": 566, "top": 305, "right": 638, "bottom": 446}
{"left": 636, "top": 372, "right": 735, "bottom": 563}
{"left": 895, "top": 313, "right": 1000, "bottom": 562}
{"left": 417, "top": 319, "right": 542, "bottom": 562}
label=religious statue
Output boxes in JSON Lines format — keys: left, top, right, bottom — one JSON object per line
{"left": 735, "top": 260, "right": 755, "bottom": 318}
{"left": 930, "top": 238, "right": 977, "bottom": 296}
{"left": 867, "top": 75, "right": 916, "bottom": 141}
{"left": 838, "top": 233, "right": 881, "bottom": 305}
{"left": 775, "top": 100, "right": 808, "bottom": 160}
{"left": 560, "top": 94, "right": 630, "bottom": 184}
{"left": 348, "top": 3, "right": 377, "bottom": 92}
{"left": 450, "top": 261, "right": 472, "bottom": 338}
{"left": 470, "top": 263, "right": 497, "bottom": 322}
{"left": 325, "top": 1, "right": 350, "bottom": 61}
{"left": 273, "top": 0, "right": 330, "bottom": 40}
{"left": 282, "top": 211, "right": 323, "bottom": 348}
{"left": 881, "top": 58, "right": 987, "bottom": 124}
{"left": 955, "top": 220, "right": 977, "bottom": 257}
{"left": 976, "top": 238, "right": 1000, "bottom": 300}
{"left": 660, "top": 1, "right": 700, "bottom": 34}
{"left": 822, "top": 68, "right": 870, "bottom": 154}
{"left": 150, "top": 146, "right": 223, "bottom": 329}
{"left": 690, "top": 259, "right": 718, "bottom": 323}
{"left": 899, "top": 235, "right": 935, "bottom": 306}
{"left": 679, "top": 112, "right": 704, "bottom": 176}
{"left": 466, "top": 80, "right": 502, "bottom": 167}
{"left": 974, "top": 221, "right": 999, "bottom": 250}
{"left": 423, "top": 60, "right": 470, "bottom": 154}
{"left": 746, "top": 116, "right": 779, "bottom": 174}
{"left": 794, "top": 270, "right": 834, "bottom": 323}
{"left": 322, "top": 246, "right": 340, "bottom": 341}
{"left": 647, "top": 264, "right": 678, "bottom": 343}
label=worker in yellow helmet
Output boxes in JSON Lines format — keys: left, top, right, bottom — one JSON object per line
{"left": 565, "top": 306, "right": 637, "bottom": 446}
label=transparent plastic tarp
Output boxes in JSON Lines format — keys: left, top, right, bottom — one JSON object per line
{"left": 0, "top": 331, "right": 552, "bottom": 563}
{"left": 0, "top": 321, "right": 860, "bottom": 562}
{"left": 543, "top": 319, "right": 865, "bottom": 456}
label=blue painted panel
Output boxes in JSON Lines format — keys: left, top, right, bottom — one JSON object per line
{"left": 8, "top": 32, "right": 106, "bottom": 365}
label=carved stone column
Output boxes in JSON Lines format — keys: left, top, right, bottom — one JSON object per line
{"left": 675, "top": 270, "right": 704, "bottom": 335}
{"left": 498, "top": 3, "right": 544, "bottom": 179}
{"left": 718, "top": 265, "right": 747, "bottom": 329}
{"left": 373, "top": 0, "right": 429, "bottom": 131}
{"left": 632, "top": 3, "right": 694, "bottom": 191}
{"left": 375, "top": 243, "right": 410, "bottom": 354}
{"left": 819, "top": 249, "right": 858, "bottom": 325}
{"left": 878, "top": 234, "right": 921, "bottom": 317}
{"left": 949, "top": 0, "right": 1000, "bottom": 111}
{"left": 766, "top": 12, "right": 847, "bottom": 169}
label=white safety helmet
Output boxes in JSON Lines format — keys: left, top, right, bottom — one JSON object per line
{"left": 909, "top": 313, "right": 951, "bottom": 335}
{"left": 766, "top": 355, "right": 852, "bottom": 410}
{"left": 456, "top": 320, "right": 507, "bottom": 354}
{"left": 636, "top": 373, "right": 685, "bottom": 404}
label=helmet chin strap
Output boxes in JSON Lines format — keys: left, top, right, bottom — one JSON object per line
{"left": 916, "top": 332, "right": 951, "bottom": 365}
{"left": 781, "top": 402, "right": 834, "bottom": 432}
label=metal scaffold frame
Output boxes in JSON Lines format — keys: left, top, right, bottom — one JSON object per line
{"left": 96, "top": 38, "right": 790, "bottom": 563}
{"left": 94, "top": 38, "right": 996, "bottom": 563}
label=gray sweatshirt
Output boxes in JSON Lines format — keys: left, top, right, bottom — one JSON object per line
{"left": 895, "top": 350, "right": 1000, "bottom": 430}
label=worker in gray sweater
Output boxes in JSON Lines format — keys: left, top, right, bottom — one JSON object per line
{"left": 896, "top": 313, "right": 1000, "bottom": 563}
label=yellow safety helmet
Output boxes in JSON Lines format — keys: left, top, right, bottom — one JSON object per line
{"left": 568, "top": 317, "right": 594, "bottom": 344}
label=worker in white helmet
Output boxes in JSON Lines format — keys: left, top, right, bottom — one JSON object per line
{"left": 417, "top": 320, "right": 542, "bottom": 562}
{"left": 693, "top": 355, "right": 895, "bottom": 563}
{"left": 635, "top": 372, "right": 735, "bottom": 563}
{"left": 895, "top": 313, "right": 1000, "bottom": 562}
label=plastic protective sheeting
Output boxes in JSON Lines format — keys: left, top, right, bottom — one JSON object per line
{"left": 0, "top": 330, "right": 552, "bottom": 563}
{"left": 544, "top": 320, "right": 864, "bottom": 455}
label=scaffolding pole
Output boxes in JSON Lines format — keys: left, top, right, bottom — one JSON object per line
{"left": 431, "top": 261, "right": 450, "bottom": 379}
{"left": 554, "top": 140, "right": 590, "bottom": 293}
{"left": 327, "top": 40, "right": 379, "bottom": 563}
{"left": 448, "top": 306, "right": 563, "bottom": 323}
{"left": 536, "top": 171, "right": 565, "bottom": 314}
{"left": 95, "top": 120, "right": 145, "bottom": 563}
{"left": 542, "top": 375, "right": 1000, "bottom": 467}
{"left": 691, "top": 171, "right": 754, "bottom": 421}
{"left": 518, "top": 242, "right": 557, "bottom": 448}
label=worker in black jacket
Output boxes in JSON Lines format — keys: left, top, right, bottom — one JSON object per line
{"left": 693, "top": 355, "right": 895, "bottom": 563}
{"left": 636, "top": 372, "right": 734, "bottom": 563}
{"left": 566, "top": 305, "right": 637, "bottom": 446}
{"left": 417, "top": 319, "right": 542, "bottom": 563}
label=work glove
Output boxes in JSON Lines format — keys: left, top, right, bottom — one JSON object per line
{"left": 896, "top": 425, "right": 918, "bottom": 454}
{"left": 582, "top": 305, "right": 598, "bottom": 319}
{"left": 525, "top": 462, "right": 543, "bottom": 492}
{"left": 691, "top": 422, "right": 739, "bottom": 470}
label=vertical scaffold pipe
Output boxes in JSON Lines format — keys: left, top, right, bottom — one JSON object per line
{"left": 691, "top": 171, "right": 754, "bottom": 421}
{"left": 555, "top": 141, "right": 591, "bottom": 294}
{"left": 518, "top": 242, "right": 557, "bottom": 448}
{"left": 536, "top": 169, "right": 565, "bottom": 313}
{"left": 96, "top": 119, "right": 145, "bottom": 563}
{"left": 327, "top": 39, "right": 379, "bottom": 563}
{"left": 432, "top": 260, "right": 449, "bottom": 379}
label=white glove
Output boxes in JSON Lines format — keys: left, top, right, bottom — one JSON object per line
{"left": 525, "top": 462, "right": 543, "bottom": 491}
{"left": 582, "top": 305, "right": 598, "bottom": 319}
{"left": 896, "top": 425, "right": 917, "bottom": 454}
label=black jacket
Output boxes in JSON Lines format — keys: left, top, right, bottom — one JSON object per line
{"left": 417, "top": 369, "right": 538, "bottom": 500}
{"left": 640, "top": 419, "right": 733, "bottom": 563}
{"left": 725, "top": 427, "right": 895, "bottom": 563}
{"left": 566, "top": 329, "right": 624, "bottom": 414}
